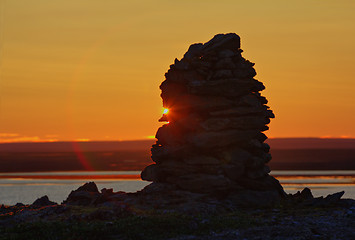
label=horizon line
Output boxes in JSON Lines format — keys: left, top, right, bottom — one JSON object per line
{"left": 1, "top": 136, "right": 355, "bottom": 144}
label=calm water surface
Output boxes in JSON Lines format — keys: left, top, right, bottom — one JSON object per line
{"left": 0, "top": 171, "right": 354, "bottom": 205}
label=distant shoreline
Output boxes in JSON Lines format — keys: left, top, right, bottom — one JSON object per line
{"left": 1, "top": 149, "right": 355, "bottom": 172}
{"left": 1, "top": 138, "right": 355, "bottom": 152}
{"left": 0, "top": 171, "right": 354, "bottom": 182}
{"left": 0, "top": 138, "right": 354, "bottom": 172}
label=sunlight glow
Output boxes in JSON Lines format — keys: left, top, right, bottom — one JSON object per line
{"left": 75, "top": 138, "right": 90, "bottom": 142}
{"left": 163, "top": 108, "right": 169, "bottom": 114}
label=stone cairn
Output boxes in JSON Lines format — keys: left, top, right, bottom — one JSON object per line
{"left": 142, "top": 33, "right": 285, "bottom": 198}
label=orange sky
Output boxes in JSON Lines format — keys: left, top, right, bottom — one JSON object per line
{"left": 1, "top": 0, "right": 355, "bottom": 143}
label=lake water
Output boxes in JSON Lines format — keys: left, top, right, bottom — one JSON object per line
{"left": 0, "top": 170, "right": 354, "bottom": 205}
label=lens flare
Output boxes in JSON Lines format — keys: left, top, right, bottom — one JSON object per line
{"left": 163, "top": 108, "right": 169, "bottom": 114}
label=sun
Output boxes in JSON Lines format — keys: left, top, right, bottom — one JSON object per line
{"left": 163, "top": 108, "right": 169, "bottom": 114}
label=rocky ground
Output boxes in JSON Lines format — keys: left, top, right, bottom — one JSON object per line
{"left": 0, "top": 182, "right": 354, "bottom": 240}
{"left": 170, "top": 207, "right": 355, "bottom": 240}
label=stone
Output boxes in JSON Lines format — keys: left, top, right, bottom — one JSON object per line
{"left": 215, "top": 57, "right": 236, "bottom": 69}
{"left": 155, "top": 124, "right": 184, "bottom": 146}
{"left": 202, "top": 33, "right": 240, "bottom": 53}
{"left": 238, "top": 94, "right": 264, "bottom": 107}
{"left": 32, "top": 195, "right": 57, "bottom": 207}
{"left": 174, "top": 58, "right": 190, "bottom": 70}
{"left": 222, "top": 147, "right": 252, "bottom": 164}
{"left": 141, "top": 182, "right": 177, "bottom": 194}
{"left": 186, "top": 129, "right": 259, "bottom": 148}
{"left": 324, "top": 191, "right": 345, "bottom": 204}
{"left": 173, "top": 174, "right": 232, "bottom": 193}
{"left": 213, "top": 69, "right": 233, "bottom": 79}
{"left": 141, "top": 164, "right": 158, "bottom": 181}
{"left": 222, "top": 163, "right": 245, "bottom": 181}
{"left": 170, "top": 95, "right": 234, "bottom": 112}
{"left": 287, "top": 188, "right": 347, "bottom": 207}
{"left": 218, "top": 49, "right": 238, "bottom": 58}
{"left": 62, "top": 182, "right": 100, "bottom": 205}
{"left": 183, "top": 156, "right": 220, "bottom": 165}
{"left": 76, "top": 182, "right": 99, "bottom": 193}
{"left": 200, "top": 116, "right": 269, "bottom": 131}
{"left": 184, "top": 43, "right": 203, "bottom": 59}
{"left": 200, "top": 118, "right": 231, "bottom": 131}
{"left": 300, "top": 188, "right": 314, "bottom": 199}
{"left": 188, "top": 78, "right": 265, "bottom": 97}
{"left": 209, "top": 106, "right": 264, "bottom": 117}
{"left": 228, "top": 190, "right": 281, "bottom": 207}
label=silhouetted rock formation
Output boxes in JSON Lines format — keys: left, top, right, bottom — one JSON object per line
{"left": 32, "top": 195, "right": 57, "bottom": 207}
{"left": 1, "top": 182, "right": 353, "bottom": 234}
{"left": 141, "top": 33, "right": 285, "bottom": 201}
{"left": 63, "top": 182, "right": 100, "bottom": 205}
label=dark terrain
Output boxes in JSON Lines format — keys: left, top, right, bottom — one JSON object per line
{"left": 0, "top": 181, "right": 354, "bottom": 240}
{"left": 0, "top": 138, "right": 354, "bottom": 172}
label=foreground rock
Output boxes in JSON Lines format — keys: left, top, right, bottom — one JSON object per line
{"left": 1, "top": 182, "right": 353, "bottom": 218}
{"left": 0, "top": 182, "right": 354, "bottom": 240}
{"left": 32, "top": 195, "right": 57, "bottom": 207}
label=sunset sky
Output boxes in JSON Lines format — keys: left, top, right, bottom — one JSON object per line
{"left": 1, "top": 0, "right": 354, "bottom": 143}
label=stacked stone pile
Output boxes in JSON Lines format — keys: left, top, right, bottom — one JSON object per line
{"left": 142, "top": 33, "right": 285, "bottom": 197}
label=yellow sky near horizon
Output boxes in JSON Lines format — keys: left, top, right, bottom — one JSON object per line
{"left": 1, "top": 0, "right": 355, "bottom": 142}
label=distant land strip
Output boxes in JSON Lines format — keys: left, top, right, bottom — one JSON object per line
{"left": 0, "top": 139, "right": 355, "bottom": 172}
{"left": 0, "top": 174, "right": 141, "bottom": 180}
{"left": 1, "top": 138, "right": 355, "bottom": 152}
